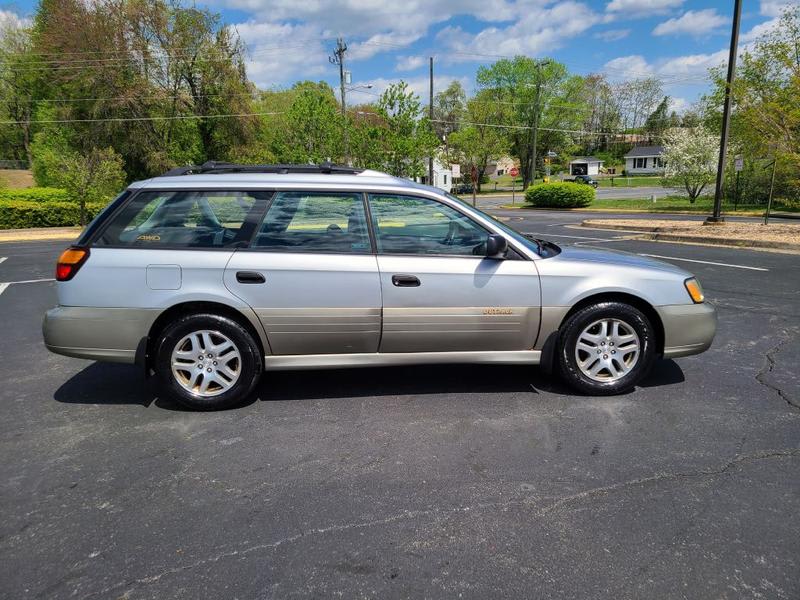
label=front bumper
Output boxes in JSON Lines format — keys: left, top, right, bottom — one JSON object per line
{"left": 656, "top": 302, "right": 717, "bottom": 358}
{"left": 43, "top": 306, "right": 159, "bottom": 364}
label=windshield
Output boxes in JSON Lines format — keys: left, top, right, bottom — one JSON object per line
{"left": 444, "top": 192, "right": 560, "bottom": 258}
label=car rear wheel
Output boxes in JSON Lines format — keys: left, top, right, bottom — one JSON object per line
{"left": 557, "top": 301, "right": 656, "bottom": 395}
{"left": 154, "top": 313, "right": 262, "bottom": 410}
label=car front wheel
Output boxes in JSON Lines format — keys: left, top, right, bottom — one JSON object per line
{"left": 557, "top": 301, "right": 656, "bottom": 395}
{"left": 154, "top": 313, "right": 263, "bottom": 410}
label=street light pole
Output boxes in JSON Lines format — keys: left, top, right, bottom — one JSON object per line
{"left": 707, "top": 0, "right": 742, "bottom": 224}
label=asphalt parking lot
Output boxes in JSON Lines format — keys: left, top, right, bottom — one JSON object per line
{"left": 1, "top": 210, "right": 799, "bottom": 599}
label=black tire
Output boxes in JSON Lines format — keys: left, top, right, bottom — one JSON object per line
{"left": 154, "top": 313, "right": 263, "bottom": 410}
{"left": 557, "top": 301, "right": 656, "bottom": 395}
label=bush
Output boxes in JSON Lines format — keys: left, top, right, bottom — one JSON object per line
{"left": 0, "top": 199, "right": 106, "bottom": 229}
{"left": 525, "top": 182, "right": 594, "bottom": 208}
{"left": 0, "top": 187, "right": 71, "bottom": 203}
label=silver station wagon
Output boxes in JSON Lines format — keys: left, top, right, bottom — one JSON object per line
{"left": 43, "top": 163, "right": 716, "bottom": 410}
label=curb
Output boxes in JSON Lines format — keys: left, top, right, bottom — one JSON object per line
{"left": 580, "top": 220, "right": 800, "bottom": 252}
{"left": 0, "top": 226, "right": 81, "bottom": 243}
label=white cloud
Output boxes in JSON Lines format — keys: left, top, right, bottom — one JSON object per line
{"left": 602, "top": 49, "right": 728, "bottom": 82}
{"left": 603, "top": 55, "right": 654, "bottom": 80}
{"left": 436, "top": 1, "right": 601, "bottom": 62}
{"left": 653, "top": 9, "right": 728, "bottom": 37}
{"left": 760, "top": 1, "right": 793, "bottom": 17}
{"left": 740, "top": 17, "right": 781, "bottom": 44}
{"left": 594, "top": 28, "right": 631, "bottom": 42}
{"left": 0, "top": 9, "right": 30, "bottom": 30}
{"left": 234, "top": 20, "right": 329, "bottom": 87}
{"left": 668, "top": 96, "right": 690, "bottom": 113}
{"left": 395, "top": 55, "right": 427, "bottom": 72}
{"left": 605, "top": 0, "right": 684, "bottom": 18}
{"left": 348, "top": 32, "right": 423, "bottom": 61}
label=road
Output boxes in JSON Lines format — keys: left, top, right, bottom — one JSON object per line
{"left": 1, "top": 213, "right": 798, "bottom": 599}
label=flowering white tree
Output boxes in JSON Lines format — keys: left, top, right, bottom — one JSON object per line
{"left": 660, "top": 126, "right": 719, "bottom": 203}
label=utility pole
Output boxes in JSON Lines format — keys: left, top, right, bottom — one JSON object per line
{"left": 526, "top": 59, "right": 550, "bottom": 189}
{"left": 329, "top": 38, "right": 348, "bottom": 163}
{"left": 428, "top": 56, "right": 434, "bottom": 186}
{"left": 707, "top": 0, "right": 742, "bottom": 224}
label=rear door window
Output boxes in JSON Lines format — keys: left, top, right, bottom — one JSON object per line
{"left": 96, "top": 190, "right": 268, "bottom": 248}
{"left": 252, "top": 191, "right": 371, "bottom": 253}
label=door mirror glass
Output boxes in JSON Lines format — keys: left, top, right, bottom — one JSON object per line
{"left": 485, "top": 234, "right": 508, "bottom": 258}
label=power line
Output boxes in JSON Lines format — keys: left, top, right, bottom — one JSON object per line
{"left": 0, "top": 111, "right": 285, "bottom": 125}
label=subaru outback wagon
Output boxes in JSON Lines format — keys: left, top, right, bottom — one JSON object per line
{"left": 43, "top": 163, "right": 716, "bottom": 410}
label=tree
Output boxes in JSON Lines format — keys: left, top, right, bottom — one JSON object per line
{"left": 660, "top": 127, "right": 719, "bottom": 203}
{"left": 275, "top": 82, "right": 343, "bottom": 163}
{"left": 702, "top": 5, "right": 800, "bottom": 203}
{"left": 0, "top": 18, "right": 43, "bottom": 166}
{"left": 644, "top": 96, "right": 679, "bottom": 143}
{"left": 446, "top": 90, "right": 508, "bottom": 191}
{"left": 369, "top": 82, "right": 438, "bottom": 178}
{"left": 477, "top": 57, "right": 586, "bottom": 188}
{"left": 614, "top": 77, "right": 663, "bottom": 134}
{"left": 56, "top": 148, "right": 126, "bottom": 225}
{"left": 432, "top": 80, "right": 466, "bottom": 139}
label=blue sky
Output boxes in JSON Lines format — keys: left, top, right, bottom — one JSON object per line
{"left": 1, "top": 0, "right": 792, "bottom": 111}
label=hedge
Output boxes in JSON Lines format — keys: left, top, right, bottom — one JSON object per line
{"left": 0, "top": 187, "right": 72, "bottom": 203}
{"left": 0, "top": 200, "right": 107, "bottom": 229}
{"left": 525, "top": 182, "right": 594, "bottom": 208}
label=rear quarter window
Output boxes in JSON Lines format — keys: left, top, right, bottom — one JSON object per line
{"left": 95, "top": 190, "right": 268, "bottom": 248}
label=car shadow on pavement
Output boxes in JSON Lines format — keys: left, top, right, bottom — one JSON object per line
{"left": 54, "top": 362, "right": 159, "bottom": 408}
{"left": 53, "top": 359, "right": 685, "bottom": 409}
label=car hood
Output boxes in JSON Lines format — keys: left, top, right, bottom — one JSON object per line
{"left": 552, "top": 245, "right": 690, "bottom": 276}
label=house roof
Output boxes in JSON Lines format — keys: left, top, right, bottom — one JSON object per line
{"left": 569, "top": 156, "right": 603, "bottom": 164}
{"left": 624, "top": 145, "right": 664, "bottom": 158}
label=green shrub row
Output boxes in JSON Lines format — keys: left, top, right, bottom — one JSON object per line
{"left": 0, "top": 200, "right": 106, "bottom": 229}
{"left": 0, "top": 187, "right": 72, "bottom": 203}
{"left": 525, "top": 182, "right": 594, "bottom": 208}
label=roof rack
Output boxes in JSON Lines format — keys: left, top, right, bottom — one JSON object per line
{"left": 159, "top": 161, "right": 364, "bottom": 177}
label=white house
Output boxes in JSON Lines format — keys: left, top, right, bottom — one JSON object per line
{"left": 414, "top": 155, "right": 453, "bottom": 192}
{"left": 485, "top": 155, "right": 518, "bottom": 177}
{"left": 624, "top": 146, "right": 665, "bottom": 174}
{"left": 569, "top": 156, "right": 603, "bottom": 176}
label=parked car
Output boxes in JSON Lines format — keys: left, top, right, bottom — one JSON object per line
{"left": 43, "top": 162, "right": 716, "bottom": 410}
{"left": 452, "top": 181, "right": 474, "bottom": 194}
{"left": 565, "top": 174, "right": 599, "bottom": 188}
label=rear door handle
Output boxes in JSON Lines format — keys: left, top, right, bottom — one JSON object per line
{"left": 391, "top": 274, "right": 420, "bottom": 287}
{"left": 236, "top": 271, "right": 266, "bottom": 284}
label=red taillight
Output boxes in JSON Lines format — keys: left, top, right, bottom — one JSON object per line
{"left": 55, "top": 247, "right": 89, "bottom": 281}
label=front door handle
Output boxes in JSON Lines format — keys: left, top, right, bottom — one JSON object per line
{"left": 236, "top": 271, "right": 266, "bottom": 284}
{"left": 392, "top": 274, "right": 420, "bottom": 287}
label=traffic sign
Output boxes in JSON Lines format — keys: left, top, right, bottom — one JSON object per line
{"left": 735, "top": 155, "right": 744, "bottom": 172}
{"left": 509, "top": 167, "right": 519, "bottom": 177}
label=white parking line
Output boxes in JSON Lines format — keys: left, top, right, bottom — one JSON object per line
{"left": 0, "top": 277, "right": 56, "bottom": 296}
{"left": 0, "top": 257, "right": 7, "bottom": 264}
{"left": 637, "top": 253, "right": 769, "bottom": 272}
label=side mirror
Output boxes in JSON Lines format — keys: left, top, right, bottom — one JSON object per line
{"left": 485, "top": 234, "right": 508, "bottom": 259}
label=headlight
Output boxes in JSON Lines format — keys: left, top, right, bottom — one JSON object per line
{"left": 684, "top": 277, "right": 705, "bottom": 303}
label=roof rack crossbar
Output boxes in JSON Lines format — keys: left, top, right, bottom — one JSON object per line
{"left": 158, "top": 162, "right": 364, "bottom": 177}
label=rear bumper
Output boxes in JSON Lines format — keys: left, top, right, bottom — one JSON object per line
{"left": 43, "top": 306, "right": 159, "bottom": 364}
{"left": 656, "top": 302, "right": 717, "bottom": 358}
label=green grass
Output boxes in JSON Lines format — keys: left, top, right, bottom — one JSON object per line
{"left": 596, "top": 176, "right": 663, "bottom": 187}
{"left": 507, "top": 195, "right": 800, "bottom": 215}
